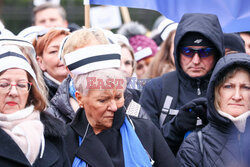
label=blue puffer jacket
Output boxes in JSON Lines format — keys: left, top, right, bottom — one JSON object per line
{"left": 177, "top": 53, "right": 250, "bottom": 167}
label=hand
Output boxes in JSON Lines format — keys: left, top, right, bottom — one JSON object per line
{"left": 174, "top": 97, "right": 208, "bottom": 133}
{"left": 188, "top": 97, "right": 208, "bottom": 125}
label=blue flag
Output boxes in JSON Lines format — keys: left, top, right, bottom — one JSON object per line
{"left": 89, "top": 0, "right": 250, "bottom": 33}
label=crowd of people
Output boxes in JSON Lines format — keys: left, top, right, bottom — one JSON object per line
{"left": 0, "top": 2, "right": 249, "bottom": 167}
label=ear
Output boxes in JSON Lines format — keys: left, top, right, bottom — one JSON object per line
{"left": 36, "top": 56, "right": 46, "bottom": 71}
{"left": 75, "top": 91, "right": 84, "bottom": 108}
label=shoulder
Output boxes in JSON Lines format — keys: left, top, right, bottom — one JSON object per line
{"left": 176, "top": 131, "right": 202, "bottom": 166}
{"left": 40, "top": 111, "right": 66, "bottom": 139}
{"left": 130, "top": 116, "right": 161, "bottom": 137}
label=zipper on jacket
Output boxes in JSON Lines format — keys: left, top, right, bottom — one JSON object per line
{"left": 197, "top": 81, "right": 201, "bottom": 95}
{"left": 237, "top": 133, "right": 244, "bottom": 165}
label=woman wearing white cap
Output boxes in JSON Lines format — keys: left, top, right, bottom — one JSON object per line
{"left": 62, "top": 29, "right": 177, "bottom": 167}
{"left": 0, "top": 44, "right": 70, "bottom": 166}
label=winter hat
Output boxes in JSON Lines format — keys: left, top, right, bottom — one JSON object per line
{"left": 0, "top": 45, "right": 38, "bottom": 87}
{"left": 129, "top": 35, "right": 158, "bottom": 62}
{"left": 224, "top": 33, "right": 246, "bottom": 53}
{"left": 158, "top": 18, "right": 178, "bottom": 41}
{"left": 64, "top": 44, "right": 121, "bottom": 75}
{"left": 180, "top": 32, "right": 214, "bottom": 47}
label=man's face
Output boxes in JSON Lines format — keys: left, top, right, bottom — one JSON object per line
{"left": 240, "top": 33, "right": 250, "bottom": 55}
{"left": 180, "top": 46, "right": 216, "bottom": 78}
{"left": 34, "top": 8, "right": 68, "bottom": 28}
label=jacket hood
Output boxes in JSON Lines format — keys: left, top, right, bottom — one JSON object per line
{"left": 206, "top": 53, "right": 250, "bottom": 128}
{"left": 174, "top": 13, "right": 225, "bottom": 84}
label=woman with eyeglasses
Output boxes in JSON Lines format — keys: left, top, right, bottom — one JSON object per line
{"left": 33, "top": 28, "right": 70, "bottom": 100}
{"left": 0, "top": 44, "right": 70, "bottom": 166}
{"left": 177, "top": 53, "right": 250, "bottom": 167}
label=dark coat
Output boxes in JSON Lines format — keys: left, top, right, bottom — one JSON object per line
{"left": 0, "top": 111, "right": 70, "bottom": 167}
{"left": 46, "top": 75, "right": 75, "bottom": 124}
{"left": 177, "top": 53, "right": 250, "bottom": 167}
{"left": 64, "top": 107, "right": 178, "bottom": 167}
{"left": 43, "top": 74, "right": 59, "bottom": 101}
{"left": 139, "top": 13, "right": 225, "bottom": 154}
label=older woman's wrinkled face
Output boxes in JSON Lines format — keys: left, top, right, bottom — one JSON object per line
{"left": 0, "top": 69, "right": 30, "bottom": 114}
{"left": 77, "top": 88, "right": 125, "bottom": 134}
{"left": 219, "top": 70, "right": 250, "bottom": 117}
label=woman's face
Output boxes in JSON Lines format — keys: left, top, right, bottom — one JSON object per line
{"left": 0, "top": 69, "right": 29, "bottom": 114}
{"left": 136, "top": 59, "right": 149, "bottom": 79}
{"left": 120, "top": 47, "right": 133, "bottom": 78}
{"left": 37, "top": 34, "right": 68, "bottom": 82}
{"left": 219, "top": 70, "right": 250, "bottom": 117}
{"left": 76, "top": 88, "right": 125, "bottom": 134}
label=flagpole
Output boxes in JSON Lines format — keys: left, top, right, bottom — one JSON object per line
{"left": 84, "top": 0, "right": 90, "bottom": 28}
{"left": 120, "top": 7, "right": 131, "bottom": 23}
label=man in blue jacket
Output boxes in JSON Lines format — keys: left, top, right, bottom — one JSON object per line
{"left": 139, "top": 13, "right": 225, "bottom": 154}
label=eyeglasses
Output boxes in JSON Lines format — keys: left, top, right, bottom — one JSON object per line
{"left": 180, "top": 47, "right": 216, "bottom": 58}
{"left": 0, "top": 81, "right": 32, "bottom": 93}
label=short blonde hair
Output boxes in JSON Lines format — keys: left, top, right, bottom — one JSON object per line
{"left": 61, "top": 27, "right": 109, "bottom": 64}
{"left": 73, "top": 68, "right": 127, "bottom": 96}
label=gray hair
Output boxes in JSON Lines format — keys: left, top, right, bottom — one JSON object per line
{"left": 73, "top": 68, "right": 127, "bottom": 96}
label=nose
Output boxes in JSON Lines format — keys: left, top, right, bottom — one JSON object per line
{"left": 108, "top": 100, "right": 118, "bottom": 112}
{"left": 9, "top": 85, "right": 18, "bottom": 96}
{"left": 120, "top": 63, "right": 126, "bottom": 72}
{"left": 232, "top": 87, "right": 242, "bottom": 101}
{"left": 192, "top": 53, "right": 201, "bottom": 64}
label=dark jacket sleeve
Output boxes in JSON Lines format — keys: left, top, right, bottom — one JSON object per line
{"left": 139, "top": 77, "right": 163, "bottom": 128}
{"left": 161, "top": 116, "right": 185, "bottom": 155}
{"left": 132, "top": 117, "right": 178, "bottom": 167}
{"left": 176, "top": 132, "right": 202, "bottom": 167}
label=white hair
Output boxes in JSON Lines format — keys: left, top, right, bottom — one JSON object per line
{"left": 73, "top": 68, "right": 127, "bottom": 96}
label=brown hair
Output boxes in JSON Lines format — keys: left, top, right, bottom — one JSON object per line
{"left": 146, "top": 30, "right": 176, "bottom": 78}
{"left": 33, "top": 29, "right": 70, "bottom": 58}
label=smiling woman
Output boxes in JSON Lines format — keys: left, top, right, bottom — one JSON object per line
{"left": 177, "top": 53, "right": 250, "bottom": 167}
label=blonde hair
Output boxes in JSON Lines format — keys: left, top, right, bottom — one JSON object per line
{"left": 214, "top": 67, "right": 249, "bottom": 110}
{"left": 61, "top": 27, "right": 109, "bottom": 64}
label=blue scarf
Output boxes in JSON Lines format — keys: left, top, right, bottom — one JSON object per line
{"left": 72, "top": 117, "right": 152, "bottom": 167}
{"left": 69, "top": 79, "right": 76, "bottom": 100}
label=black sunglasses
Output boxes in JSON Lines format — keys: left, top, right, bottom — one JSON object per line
{"left": 180, "top": 47, "right": 216, "bottom": 58}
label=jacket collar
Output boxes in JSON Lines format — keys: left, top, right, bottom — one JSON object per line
{"left": 70, "top": 107, "right": 126, "bottom": 166}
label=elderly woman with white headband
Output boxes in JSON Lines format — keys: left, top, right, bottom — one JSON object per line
{"left": 0, "top": 44, "right": 70, "bottom": 166}
{"left": 62, "top": 32, "right": 177, "bottom": 167}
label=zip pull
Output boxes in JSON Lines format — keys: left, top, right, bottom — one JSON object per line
{"left": 197, "top": 81, "right": 201, "bottom": 95}
{"left": 197, "top": 87, "right": 201, "bottom": 95}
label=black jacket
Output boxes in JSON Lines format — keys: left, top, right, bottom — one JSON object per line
{"left": 139, "top": 13, "right": 224, "bottom": 153}
{"left": 0, "top": 111, "right": 70, "bottom": 167}
{"left": 64, "top": 107, "right": 178, "bottom": 167}
{"left": 46, "top": 75, "right": 76, "bottom": 124}
{"left": 44, "top": 74, "right": 59, "bottom": 101}
{"left": 177, "top": 53, "right": 250, "bottom": 167}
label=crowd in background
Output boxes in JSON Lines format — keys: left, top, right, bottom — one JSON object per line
{"left": 0, "top": 2, "right": 249, "bottom": 167}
